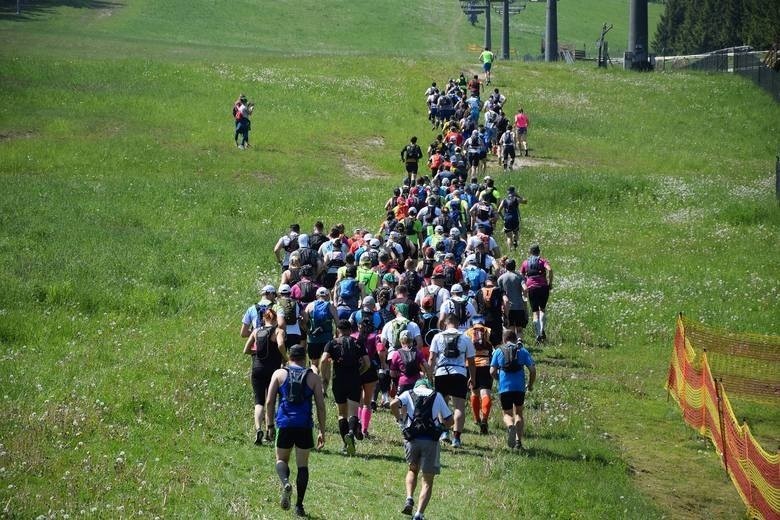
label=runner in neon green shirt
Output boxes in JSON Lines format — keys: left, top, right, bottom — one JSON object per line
{"left": 479, "top": 47, "right": 495, "bottom": 85}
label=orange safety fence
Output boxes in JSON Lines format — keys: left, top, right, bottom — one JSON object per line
{"left": 666, "top": 314, "right": 780, "bottom": 520}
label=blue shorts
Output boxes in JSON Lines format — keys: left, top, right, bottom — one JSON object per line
{"left": 483, "top": 62, "right": 492, "bottom": 72}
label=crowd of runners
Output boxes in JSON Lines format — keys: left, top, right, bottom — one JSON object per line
{"left": 238, "top": 72, "right": 553, "bottom": 519}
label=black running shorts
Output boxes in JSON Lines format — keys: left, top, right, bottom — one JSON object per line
{"left": 499, "top": 391, "right": 526, "bottom": 410}
{"left": 472, "top": 366, "right": 493, "bottom": 391}
{"left": 276, "top": 427, "right": 314, "bottom": 450}
{"left": 251, "top": 366, "right": 275, "bottom": 405}
{"left": 528, "top": 286, "right": 550, "bottom": 312}
{"left": 434, "top": 373, "right": 468, "bottom": 400}
{"left": 332, "top": 376, "right": 362, "bottom": 404}
{"left": 506, "top": 308, "right": 529, "bottom": 328}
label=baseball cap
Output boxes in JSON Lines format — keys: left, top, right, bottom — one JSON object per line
{"left": 362, "top": 296, "right": 375, "bottom": 309}
{"left": 278, "top": 284, "right": 291, "bottom": 295}
{"left": 360, "top": 254, "right": 372, "bottom": 265}
{"left": 449, "top": 228, "right": 460, "bottom": 237}
{"left": 370, "top": 238, "right": 381, "bottom": 248}
{"left": 434, "top": 225, "right": 444, "bottom": 234}
{"left": 261, "top": 284, "right": 276, "bottom": 294}
{"left": 451, "top": 284, "right": 464, "bottom": 294}
{"left": 316, "top": 287, "right": 329, "bottom": 297}
{"left": 409, "top": 207, "right": 417, "bottom": 215}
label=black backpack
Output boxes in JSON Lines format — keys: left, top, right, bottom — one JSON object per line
{"left": 399, "top": 348, "right": 420, "bottom": 377}
{"left": 309, "top": 232, "right": 327, "bottom": 251}
{"left": 422, "top": 258, "right": 436, "bottom": 278}
{"left": 285, "top": 367, "right": 311, "bottom": 404}
{"left": 296, "top": 280, "right": 317, "bottom": 304}
{"left": 442, "top": 264, "right": 457, "bottom": 288}
{"left": 284, "top": 236, "right": 299, "bottom": 253}
{"left": 253, "top": 325, "right": 275, "bottom": 362}
{"left": 443, "top": 333, "right": 462, "bottom": 359}
{"left": 499, "top": 343, "right": 522, "bottom": 373}
{"left": 406, "top": 144, "right": 422, "bottom": 160}
{"left": 402, "top": 271, "right": 422, "bottom": 299}
{"left": 297, "top": 247, "right": 317, "bottom": 268}
{"left": 450, "top": 298, "right": 468, "bottom": 326}
{"left": 402, "top": 392, "right": 440, "bottom": 441}
{"left": 333, "top": 337, "right": 360, "bottom": 368}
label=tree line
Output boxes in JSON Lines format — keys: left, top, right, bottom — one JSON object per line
{"left": 652, "top": 0, "right": 778, "bottom": 56}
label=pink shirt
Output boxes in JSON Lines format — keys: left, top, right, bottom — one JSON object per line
{"left": 515, "top": 113, "right": 529, "bottom": 129}
{"left": 388, "top": 349, "right": 426, "bottom": 387}
{"left": 520, "top": 257, "right": 550, "bottom": 289}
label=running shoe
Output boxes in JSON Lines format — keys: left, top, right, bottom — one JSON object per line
{"left": 254, "top": 429, "right": 264, "bottom": 446}
{"left": 541, "top": 331, "right": 547, "bottom": 342}
{"left": 370, "top": 401, "right": 377, "bottom": 412}
{"left": 451, "top": 437, "right": 462, "bottom": 449}
{"left": 413, "top": 513, "right": 425, "bottom": 520}
{"left": 344, "top": 432, "right": 356, "bottom": 456}
{"left": 506, "top": 425, "right": 517, "bottom": 449}
{"left": 280, "top": 482, "right": 292, "bottom": 510}
{"left": 479, "top": 421, "right": 488, "bottom": 435}
{"left": 294, "top": 504, "right": 306, "bottom": 517}
{"left": 402, "top": 497, "right": 415, "bottom": 515}
{"left": 362, "top": 430, "right": 372, "bottom": 440}
{"left": 439, "top": 430, "right": 449, "bottom": 443}
{"left": 354, "top": 426, "right": 364, "bottom": 441}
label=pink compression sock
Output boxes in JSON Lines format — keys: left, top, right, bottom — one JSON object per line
{"left": 362, "top": 407, "right": 373, "bottom": 432}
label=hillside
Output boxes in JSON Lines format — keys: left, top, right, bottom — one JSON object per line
{"left": 0, "top": 1, "right": 777, "bottom": 519}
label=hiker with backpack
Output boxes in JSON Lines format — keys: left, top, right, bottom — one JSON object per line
{"left": 265, "top": 344, "right": 327, "bottom": 518}
{"left": 243, "top": 308, "right": 285, "bottom": 446}
{"left": 274, "top": 224, "right": 301, "bottom": 272}
{"left": 240, "top": 284, "right": 277, "bottom": 338}
{"left": 334, "top": 265, "right": 361, "bottom": 320}
{"left": 390, "top": 378, "right": 454, "bottom": 520}
{"left": 414, "top": 272, "right": 450, "bottom": 315}
{"left": 431, "top": 252, "right": 462, "bottom": 291}
{"left": 428, "top": 313, "right": 476, "bottom": 448}
{"left": 497, "top": 186, "right": 527, "bottom": 251}
{"left": 232, "top": 94, "right": 254, "bottom": 149}
{"left": 352, "top": 312, "right": 381, "bottom": 438}
{"left": 320, "top": 320, "right": 370, "bottom": 456}
{"left": 437, "top": 284, "right": 475, "bottom": 332}
{"left": 321, "top": 238, "right": 347, "bottom": 290}
{"left": 499, "top": 126, "right": 516, "bottom": 171}
{"left": 291, "top": 266, "right": 319, "bottom": 308}
{"left": 280, "top": 255, "right": 303, "bottom": 289}
{"left": 497, "top": 259, "right": 529, "bottom": 341}
{"left": 302, "top": 287, "right": 339, "bottom": 394}
{"left": 388, "top": 330, "right": 432, "bottom": 393}
{"left": 465, "top": 316, "right": 494, "bottom": 435}
{"left": 490, "top": 329, "right": 536, "bottom": 450}
{"left": 401, "top": 136, "right": 424, "bottom": 182}
{"left": 520, "top": 244, "right": 553, "bottom": 344}
{"left": 275, "top": 284, "right": 305, "bottom": 351}
{"left": 476, "top": 276, "right": 505, "bottom": 347}
{"left": 461, "top": 257, "right": 488, "bottom": 298}
{"left": 356, "top": 254, "right": 380, "bottom": 296}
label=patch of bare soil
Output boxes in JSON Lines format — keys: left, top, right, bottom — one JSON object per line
{"left": 341, "top": 157, "right": 384, "bottom": 180}
{"left": 0, "top": 131, "right": 35, "bottom": 141}
{"left": 363, "top": 136, "right": 384, "bottom": 148}
{"left": 513, "top": 156, "right": 565, "bottom": 169}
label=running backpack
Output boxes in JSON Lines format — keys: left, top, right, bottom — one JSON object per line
{"left": 421, "top": 258, "right": 436, "bottom": 279}
{"left": 327, "top": 252, "right": 345, "bottom": 270}
{"left": 338, "top": 279, "right": 359, "bottom": 308}
{"left": 478, "top": 287, "right": 502, "bottom": 315}
{"left": 403, "top": 216, "right": 417, "bottom": 236}
{"left": 450, "top": 298, "right": 468, "bottom": 326}
{"left": 526, "top": 256, "right": 545, "bottom": 277}
{"left": 333, "top": 337, "right": 361, "bottom": 368}
{"left": 499, "top": 343, "right": 522, "bottom": 373}
{"left": 463, "top": 268, "right": 483, "bottom": 292}
{"left": 284, "top": 236, "right": 299, "bottom": 253}
{"left": 443, "top": 333, "right": 462, "bottom": 358}
{"left": 310, "top": 300, "right": 331, "bottom": 330}
{"left": 420, "top": 312, "right": 439, "bottom": 347}
{"left": 442, "top": 264, "right": 457, "bottom": 288}
{"left": 476, "top": 203, "right": 492, "bottom": 221}
{"left": 448, "top": 199, "right": 463, "bottom": 225}
{"left": 277, "top": 297, "right": 297, "bottom": 325}
{"left": 502, "top": 131, "right": 513, "bottom": 145}
{"left": 399, "top": 348, "right": 420, "bottom": 377}
{"left": 406, "top": 144, "right": 422, "bottom": 160}
{"left": 309, "top": 232, "right": 327, "bottom": 251}
{"left": 297, "top": 247, "right": 316, "bottom": 268}
{"left": 388, "top": 317, "right": 410, "bottom": 351}
{"left": 253, "top": 325, "right": 275, "bottom": 360}
{"left": 285, "top": 367, "right": 311, "bottom": 404}
{"left": 402, "top": 392, "right": 439, "bottom": 441}
{"left": 402, "top": 271, "right": 422, "bottom": 298}
{"left": 296, "top": 280, "right": 317, "bottom": 304}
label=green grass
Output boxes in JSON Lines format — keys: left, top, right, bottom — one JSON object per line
{"left": 1, "top": 1, "right": 778, "bottom": 519}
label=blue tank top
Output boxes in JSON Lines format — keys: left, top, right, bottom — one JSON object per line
{"left": 276, "top": 366, "right": 314, "bottom": 429}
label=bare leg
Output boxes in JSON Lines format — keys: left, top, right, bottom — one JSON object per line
{"left": 405, "top": 464, "right": 419, "bottom": 498}
{"left": 417, "top": 472, "right": 436, "bottom": 514}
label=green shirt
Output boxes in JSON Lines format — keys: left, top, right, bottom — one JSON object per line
{"left": 480, "top": 50, "right": 494, "bottom": 64}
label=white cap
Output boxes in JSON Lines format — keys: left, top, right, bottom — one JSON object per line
{"left": 451, "top": 284, "right": 464, "bottom": 294}
{"left": 316, "top": 287, "right": 329, "bottom": 297}
{"left": 370, "top": 238, "right": 381, "bottom": 248}
{"left": 279, "top": 284, "right": 291, "bottom": 294}
{"left": 435, "top": 225, "right": 444, "bottom": 233}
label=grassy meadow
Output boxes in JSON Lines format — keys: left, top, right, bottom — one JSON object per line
{"left": 1, "top": 1, "right": 778, "bottom": 519}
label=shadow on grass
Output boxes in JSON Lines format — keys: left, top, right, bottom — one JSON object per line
{"left": 0, "top": 0, "right": 121, "bottom": 21}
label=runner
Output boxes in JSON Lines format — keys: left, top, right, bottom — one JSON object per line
{"left": 490, "top": 330, "right": 536, "bottom": 450}
{"left": 514, "top": 107, "right": 530, "bottom": 156}
{"left": 496, "top": 186, "right": 527, "bottom": 251}
{"left": 265, "top": 344, "right": 327, "bottom": 517}
{"left": 465, "top": 316, "right": 494, "bottom": 434}
{"left": 243, "top": 308, "right": 285, "bottom": 445}
{"left": 497, "top": 259, "right": 529, "bottom": 340}
{"left": 428, "top": 313, "right": 476, "bottom": 448}
{"left": 274, "top": 224, "right": 300, "bottom": 272}
{"left": 401, "top": 136, "right": 424, "bottom": 182}
{"left": 275, "top": 284, "right": 305, "bottom": 351}
{"left": 479, "top": 47, "right": 495, "bottom": 84}
{"left": 352, "top": 312, "right": 381, "bottom": 438}
{"left": 499, "top": 126, "right": 516, "bottom": 171}
{"left": 388, "top": 330, "right": 432, "bottom": 393}
{"left": 437, "top": 284, "right": 475, "bottom": 332}
{"left": 476, "top": 275, "right": 505, "bottom": 348}
{"left": 301, "top": 287, "right": 339, "bottom": 395}
{"left": 320, "top": 320, "right": 370, "bottom": 456}
{"left": 240, "top": 284, "right": 276, "bottom": 338}
{"left": 390, "top": 378, "right": 454, "bottom": 520}
{"left": 520, "top": 244, "right": 554, "bottom": 344}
